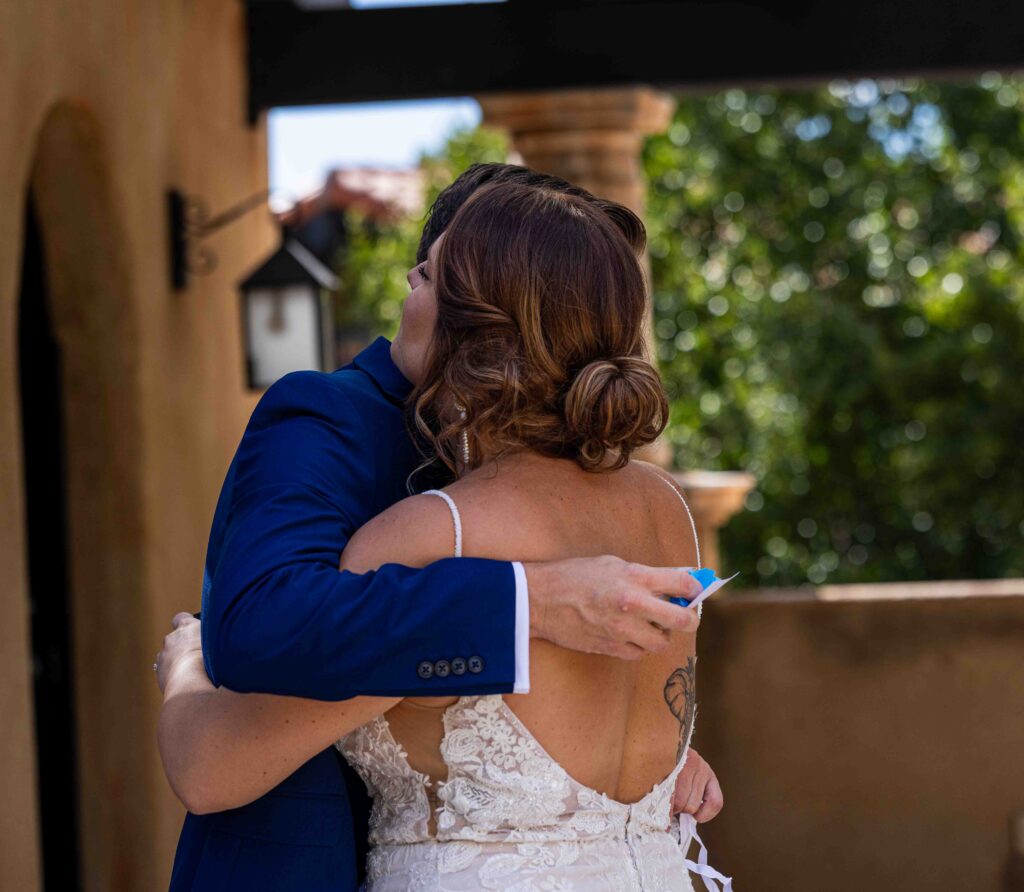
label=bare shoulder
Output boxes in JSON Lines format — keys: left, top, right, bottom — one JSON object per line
{"left": 631, "top": 460, "right": 696, "bottom": 507}
{"left": 436, "top": 469, "right": 552, "bottom": 561}
{"left": 340, "top": 492, "right": 460, "bottom": 574}
{"left": 631, "top": 458, "right": 680, "bottom": 488}
{"left": 628, "top": 460, "right": 701, "bottom": 566}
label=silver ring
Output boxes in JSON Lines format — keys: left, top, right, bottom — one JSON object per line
{"left": 152, "top": 662, "right": 158, "bottom": 672}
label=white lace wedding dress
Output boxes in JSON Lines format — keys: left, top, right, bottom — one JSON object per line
{"left": 337, "top": 483, "right": 732, "bottom": 892}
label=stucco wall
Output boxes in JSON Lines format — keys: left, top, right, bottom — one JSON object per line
{"left": 693, "top": 591, "right": 1024, "bottom": 890}
{"left": 3, "top": 5, "right": 1023, "bottom": 892}
{"left": 0, "top": 2, "right": 269, "bottom": 889}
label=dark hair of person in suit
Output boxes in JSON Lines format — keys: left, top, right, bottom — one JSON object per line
{"left": 409, "top": 178, "right": 668, "bottom": 477}
{"left": 416, "top": 162, "right": 645, "bottom": 263}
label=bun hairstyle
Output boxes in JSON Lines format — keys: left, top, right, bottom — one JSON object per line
{"left": 564, "top": 356, "right": 668, "bottom": 469}
{"left": 410, "top": 180, "right": 669, "bottom": 474}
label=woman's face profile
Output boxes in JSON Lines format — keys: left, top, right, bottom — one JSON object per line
{"left": 391, "top": 230, "right": 443, "bottom": 385}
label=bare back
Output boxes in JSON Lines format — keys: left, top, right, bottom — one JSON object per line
{"left": 380, "top": 453, "right": 700, "bottom": 808}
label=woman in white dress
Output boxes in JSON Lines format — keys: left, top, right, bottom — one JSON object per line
{"left": 158, "top": 180, "right": 731, "bottom": 891}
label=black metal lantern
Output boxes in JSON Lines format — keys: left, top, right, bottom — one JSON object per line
{"left": 237, "top": 237, "right": 339, "bottom": 390}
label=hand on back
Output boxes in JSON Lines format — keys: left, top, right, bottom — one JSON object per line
{"left": 524, "top": 556, "right": 702, "bottom": 659}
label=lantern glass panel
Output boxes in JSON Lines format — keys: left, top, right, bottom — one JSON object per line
{"left": 244, "top": 284, "right": 322, "bottom": 389}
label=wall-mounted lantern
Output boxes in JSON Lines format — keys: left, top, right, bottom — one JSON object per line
{"left": 168, "top": 188, "right": 339, "bottom": 390}
{"left": 237, "top": 237, "right": 339, "bottom": 391}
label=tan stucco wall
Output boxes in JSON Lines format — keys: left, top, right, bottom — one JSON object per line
{"left": 0, "top": 2, "right": 269, "bottom": 889}
{"left": 693, "top": 591, "right": 1024, "bottom": 890}
{"left": 4, "top": 6, "right": 1022, "bottom": 892}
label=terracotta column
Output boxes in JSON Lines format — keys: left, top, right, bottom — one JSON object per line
{"left": 478, "top": 87, "right": 675, "bottom": 219}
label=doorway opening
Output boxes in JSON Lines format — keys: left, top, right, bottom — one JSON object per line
{"left": 18, "top": 194, "right": 83, "bottom": 891}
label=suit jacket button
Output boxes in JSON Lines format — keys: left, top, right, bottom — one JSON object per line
{"left": 417, "top": 661, "right": 434, "bottom": 679}
{"left": 451, "top": 657, "right": 467, "bottom": 676}
{"left": 434, "top": 659, "right": 451, "bottom": 678}
{"left": 468, "top": 655, "right": 484, "bottom": 674}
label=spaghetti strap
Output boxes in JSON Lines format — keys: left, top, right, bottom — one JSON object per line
{"left": 646, "top": 469, "right": 702, "bottom": 570}
{"left": 422, "top": 489, "right": 462, "bottom": 558}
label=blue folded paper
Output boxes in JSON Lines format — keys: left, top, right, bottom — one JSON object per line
{"left": 668, "top": 568, "right": 724, "bottom": 607}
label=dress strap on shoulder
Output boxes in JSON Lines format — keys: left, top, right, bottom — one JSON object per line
{"left": 648, "top": 470, "right": 702, "bottom": 570}
{"left": 422, "top": 489, "right": 463, "bottom": 558}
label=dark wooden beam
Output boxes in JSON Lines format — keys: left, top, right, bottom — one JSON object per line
{"left": 246, "top": 0, "right": 1024, "bottom": 121}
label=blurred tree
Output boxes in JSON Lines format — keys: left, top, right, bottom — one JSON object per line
{"left": 420, "top": 124, "right": 511, "bottom": 210}
{"left": 335, "top": 125, "right": 509, "bottom": 338}
{"left": 645, "top": 75, "right": 1024, "bottom": 586}
{"left": 338, "top": 81, "right": 1024, "bottom": 587}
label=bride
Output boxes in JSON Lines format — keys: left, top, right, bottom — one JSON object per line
{"left": 157, "top": 180, "right": 731, "bottom": 891}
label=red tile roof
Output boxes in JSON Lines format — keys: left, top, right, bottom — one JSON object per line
{"left": 276, "top": 166, "right": 425, "bottom": 228}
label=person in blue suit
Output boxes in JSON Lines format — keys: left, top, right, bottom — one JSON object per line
{"left": 157, "top": 163, "right": 723, "bottom": 891}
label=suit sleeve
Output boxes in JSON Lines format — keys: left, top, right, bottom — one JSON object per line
{"left": 202, "top": 371, "right": 518, "bottom": 700}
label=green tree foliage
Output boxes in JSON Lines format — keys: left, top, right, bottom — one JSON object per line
{"left": 338, "top": 81, "right": 1023, "bottom": 587}
{"left": 335, "top": 212, "right": 421, "bottom": 338}
{"left": 645, "top": 76, "right": 1024, "bottom": 585}
{"left": 335, "top": 125, "right": 509, "bottom": 338}
{"left": 420, "top": 124, "right": 511, "bottom": 210}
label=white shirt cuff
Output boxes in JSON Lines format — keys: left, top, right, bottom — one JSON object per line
{"left": 511, "top": 561, "right": 530, "bottom": 694}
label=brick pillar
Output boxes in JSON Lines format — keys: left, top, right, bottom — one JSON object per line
{"left": 478, "top": 87, "right": 675, "bottom": 219}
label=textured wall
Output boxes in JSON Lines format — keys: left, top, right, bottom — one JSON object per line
{"left": 4, "top": 6, "right": 1022, "bottom": 892}
{"left": 0, "top": 2, "right": 269, "bottom": 888}
{"left": 693, "top": 591, "right": 1024, "bottom": 891}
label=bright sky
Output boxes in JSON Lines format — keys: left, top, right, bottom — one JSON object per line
{"left": 267, "top": 98, "right": 481, "bottom": 204}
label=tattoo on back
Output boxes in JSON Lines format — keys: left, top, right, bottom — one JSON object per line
{"left": 663, "top": 656, "right": 697, "bottom": 762}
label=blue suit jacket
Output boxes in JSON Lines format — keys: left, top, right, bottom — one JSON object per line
{"left": 168, "top": 338, "right": 518, "bottom": 891}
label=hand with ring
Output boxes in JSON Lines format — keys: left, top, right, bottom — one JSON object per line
{"left": 154, "top": 612, "right": 203, "bottom": 694}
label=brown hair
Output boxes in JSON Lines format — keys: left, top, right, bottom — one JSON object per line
{"left": 410, "top": 180, "right": 668, "bottom": 474}
{"left": 416, "top": 161, "right": 644, "bottom": 263}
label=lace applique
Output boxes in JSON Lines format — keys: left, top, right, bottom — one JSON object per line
{"left": 337, "top": 696, "right": 700, "bottom": 890}
{"left": 337, "top": 716, "right": 432, "bottom": 844}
